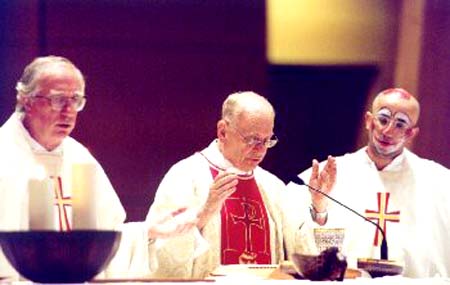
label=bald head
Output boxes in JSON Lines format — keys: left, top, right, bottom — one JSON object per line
{"left": 217, "top": 91, "right": 275, "bottom": 171}
{"left": 372, "top": 88, "right": 420, "bottom": 126}
{"left": 221, "top": 91, "right": 275, "bottom": 124}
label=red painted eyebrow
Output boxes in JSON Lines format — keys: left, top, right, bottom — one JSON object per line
{"left": 379, "top": 88, "right": 412, "bottom": 99}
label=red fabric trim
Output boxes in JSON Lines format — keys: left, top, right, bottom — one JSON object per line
{"left": 51, "top": 176, "right": 72, "bottom": 231}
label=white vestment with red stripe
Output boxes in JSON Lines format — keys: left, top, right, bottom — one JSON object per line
{"left": 0, "top": 113, "right": 152, "bottom": 279}
{"left": 289, "top": 147, "right": 450, "bottom": 278}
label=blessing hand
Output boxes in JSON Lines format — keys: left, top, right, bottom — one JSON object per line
{"left": 308, "top": 155, "right": 336, "bottom": 212}
{"left": 197, "top": 171, "right": 238, "bottom": 229}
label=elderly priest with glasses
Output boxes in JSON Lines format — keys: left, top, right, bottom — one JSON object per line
{"left": 147, "top": 91, "right": 336, "bottom": 278}
{"left": 0, "top": 56, "right": 197, "bottom": 280}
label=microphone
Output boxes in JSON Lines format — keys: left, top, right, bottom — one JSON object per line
{"left": 290, "top": 175, "right": 388, "bottom": 260}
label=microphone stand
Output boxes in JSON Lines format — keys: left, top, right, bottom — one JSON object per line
{"left": 291, "top": 176, "right": 388, "bottom": 260}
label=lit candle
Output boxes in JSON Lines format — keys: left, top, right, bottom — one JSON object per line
{"left": 28, "top": 178, "right": 56, "bottom": 230}
{"left": 71, "top": 163, "right": 98, "bottom": 229}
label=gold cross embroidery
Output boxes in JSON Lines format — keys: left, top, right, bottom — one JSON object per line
{"left": 365, "top": 192, "right": 400, "bottom": 246}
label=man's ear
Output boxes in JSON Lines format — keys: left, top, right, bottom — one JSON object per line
{"left": 405, "top": 127, "right": 419, "bottom": 141}
{"left": 364, "top": 111, "right": 373, "bottom": 131}
{"left": 17, "top": 94, "right": 31, "bottom": 111}
{"left": 217, "top": 120, "right": 227, "bottom": 140}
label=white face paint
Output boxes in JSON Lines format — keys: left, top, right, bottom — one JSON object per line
{"left": 372, "top": 134, "right": 406, "bottom": 157}
{"left": 375, "top": 108, "right": 412, "bottom": 134}
{"left": 369, "top": 108, "right": 412, "bottom": 158}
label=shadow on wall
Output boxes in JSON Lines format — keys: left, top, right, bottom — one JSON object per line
{"left": 262, "top": 64, "right": 378, "bottom": 183}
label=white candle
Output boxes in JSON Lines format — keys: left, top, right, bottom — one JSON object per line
{"left": 28, "top": 178, "right": 56, "bottom": 230}
{"left": 71, "top": 163, "right": 98, "bottom": 229}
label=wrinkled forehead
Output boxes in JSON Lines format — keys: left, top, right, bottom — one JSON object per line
{"left": 372, "top": 89, "right": 420, "bottom": 124}
{"left": 36, "top": 64, "right": 85, "bottom": 93}
{"left": 238, "top": 108, "right": 274, "bottom": 124}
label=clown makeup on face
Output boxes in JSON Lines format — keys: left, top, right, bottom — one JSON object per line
{"left": 365, "top": 88, "right": 420, "bottom": 170}
{"left": 374, "top": 108, "right": 412, "bottom": 135}
{"left": 368, "top": 107, "right": 415, "bottom": 161}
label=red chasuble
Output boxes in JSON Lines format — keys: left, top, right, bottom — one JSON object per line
{"left": 209, "top": 167, "right": 271, "bottom": 264}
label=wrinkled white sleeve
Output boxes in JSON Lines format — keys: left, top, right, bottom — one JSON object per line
{"left": 84, "top": 153, "right": 155, "bottom": 278}
{"left": 282, "top": 180, "right": 319, "bottom": 258}
{"left": 144, "top": 155, "right": 210, "bottom": 278}
{"left": 104, "top": 222, "right": 157, "bottom": 278}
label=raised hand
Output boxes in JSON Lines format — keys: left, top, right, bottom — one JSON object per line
{"left": 309, "top": 156, "right": 336, "bottom": 213}
{"left": 197, "top": 171, "right": 238, "bottom": 230}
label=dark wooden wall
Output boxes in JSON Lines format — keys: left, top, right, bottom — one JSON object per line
{"left": 414, "top": 0, "right": 450, "bottom": 165}
{"left": 1, "top": 1, "right": 449, "bottom": 222}
{"left": 0, "top": 1, "right": 267, "bottom": 221}
{"left": 266, "top": 65, "right": 378, "bottom": 182}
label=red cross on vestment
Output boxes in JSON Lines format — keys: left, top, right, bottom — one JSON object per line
{"left": 201, "top": 154, "right": 271, "bottom": 265}
{"left": 365, "top": 192, "right": 400, "bottom": 246}
{"left": 52, "top": 177, "right": 72, "bottom": 231}
{"left": 230, "top": 198, "right": 264, "bottom": 262}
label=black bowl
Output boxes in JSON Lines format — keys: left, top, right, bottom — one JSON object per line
{"left": 0, "top": 230, "right": 121, "bottom": 283}
{"left": 291, "top": 247, "right": 347, "bottom": 281}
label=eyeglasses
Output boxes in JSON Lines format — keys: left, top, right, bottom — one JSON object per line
{"left": 32, "top": 94, "right": 87, "bottom": 112}
{"left": 228, "top": 123, "right": 278, "bottom": 148}
{"left": 375, "top": 113, "right": 412, "bottom": 134}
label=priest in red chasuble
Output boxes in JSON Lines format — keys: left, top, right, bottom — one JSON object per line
{"left": 147, "top": 91, "right": 336, "bottom": 278}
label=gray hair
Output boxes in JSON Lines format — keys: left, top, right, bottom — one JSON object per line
{"left": 221, "top": 91, "right": 275, "bottom": 124}
{"left": 15, "top": 55, "right": 85, "bottom": 112}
